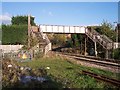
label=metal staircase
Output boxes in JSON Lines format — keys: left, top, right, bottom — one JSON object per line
{"left": 85, "top": 28, "right": 113, "bottom": 50}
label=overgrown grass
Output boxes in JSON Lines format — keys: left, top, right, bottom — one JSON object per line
{"left": 18, "top": 55, "right": 119, "bottom": 88}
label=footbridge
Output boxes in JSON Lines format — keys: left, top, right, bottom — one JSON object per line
{"left": 31, "top": 24, "right": 119, "bottom": 58}
{"left": 39, "top": 24, "right": 86, "bottom": 34}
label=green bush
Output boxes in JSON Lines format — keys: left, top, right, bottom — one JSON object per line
{"left": 50, "top": 34, "right": 66, "bottom": 46}
{"left": 89, "top": 21, "right": 116, "bottom": 42}
{"left": 11, "top": 16, "right": 36, "bottom": 25}
{"left": 113, "top": 48, "right": 120, "bottom": 59}
{"left": 70, "top": 34, "right": 83, "bottom": 47}
{"left": 2, "top": 25, "right": 28, "bottom": 45}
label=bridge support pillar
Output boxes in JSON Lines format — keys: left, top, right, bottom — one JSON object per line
{"left": 84, "top": 35, "right": 87, "bottom": 56}
{"left": 94, "top": 42, "right": 97, "bottom": 57}
{"left": 105, "top": 50, "right": 108, "bottom": 59}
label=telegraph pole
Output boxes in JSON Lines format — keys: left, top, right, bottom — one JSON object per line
{"left": 28, "top": 15, "right": 31, "bottom": 49}
{"left": 112, "top": 22, "right": 118, "bottom": 59}
{"left": 114, "top": 22, "right": 118, "bottom": 43}
{"left": 116, "top": 24, "right": 118, "bottom": 43}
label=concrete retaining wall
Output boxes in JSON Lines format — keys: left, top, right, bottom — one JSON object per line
{"left": 0, "top": 45, "right": 23, "bottom": 53}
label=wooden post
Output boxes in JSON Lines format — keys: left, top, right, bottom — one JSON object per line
{"left": 105, "top": 49, "right": 108, "bottom": 59}
{"left": 84, "top": 35, "right": 87, "bottom": 56}
{"left": 80, "top": 41, "right": 82, "bottom": 55}
{"left": 112, "top": 42, "right": 114, "bottom": 59}
{"left": 94, "top": 42, "right": 97, "bottom": 57}
{"left": 28, "top": 15, "right": 31, "bottom": 48}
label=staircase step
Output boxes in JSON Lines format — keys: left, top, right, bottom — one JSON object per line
{"left": 39, "top": 46, "right": 46, "bottom": 48}
{"left": 39, "top": 39, "right": 45, "bottom": 41}
{"left": 39, "top": 43, "right": 47, "bottom": 45}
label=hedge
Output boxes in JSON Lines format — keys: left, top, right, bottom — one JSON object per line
{"left": 2, "top": 25, "right": 28, "bottom": 45}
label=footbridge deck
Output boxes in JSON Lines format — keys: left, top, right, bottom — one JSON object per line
{"left": 39, "top": 24, "right": 87, "bottom": 34}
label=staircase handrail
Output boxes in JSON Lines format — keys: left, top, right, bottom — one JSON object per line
{"left": 93, "top": 30, "right": 113, "bottom": 43}
{"left": 39, "top": 26, "right": 51, "bottom": 54}
{"left": 93, "top": 29, "right": 113, "bottom": 49}
{"left": 39, "top": 31, "right": 50, "bottom": 44}
{"left": 85, "top": 28, "right": 113, "bottom": 49}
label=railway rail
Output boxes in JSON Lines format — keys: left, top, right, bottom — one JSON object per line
{"left": 82, "top": 70, "right": 120, "bottom": 87}
{"left": 51, "top": 51, "right": 120, "bottom": 87}
{"left": 53, "top": 51, "right": 120, "bottom": 73}
{"left": 56, "top": 52, "right": 120, "bottom": 68}
{"left": 61, "top": 52, "right": 120, "bottom": 63}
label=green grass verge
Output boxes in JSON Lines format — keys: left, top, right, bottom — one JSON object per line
{"left": 18, "top": 55, "right": 119, "bottom": 88}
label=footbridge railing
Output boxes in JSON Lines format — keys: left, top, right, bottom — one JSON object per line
{"left": 85, "top": 28, "right": 113, "bottom": 50}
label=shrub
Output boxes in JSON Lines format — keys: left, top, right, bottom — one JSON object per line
{"left": 49, "top": 34, "right": 66, "bottom": 46}
{"left": 113, "top": 48, "right": 120, "bottom": 59}
{"left": 11, "top": 15, "right": 36, "bottom": 25}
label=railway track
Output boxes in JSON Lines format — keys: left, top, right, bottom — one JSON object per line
{"left": 82, "top": 70, "right": 120, "bottom": 87}
{"left": 57, "top": 52, "right": 120, "bottom": 68}
{"left": 52, "top": 51, "right": 120, "bottom": 87}
{"left": 62, "top": 52, "right": 120, "bottom": 63}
